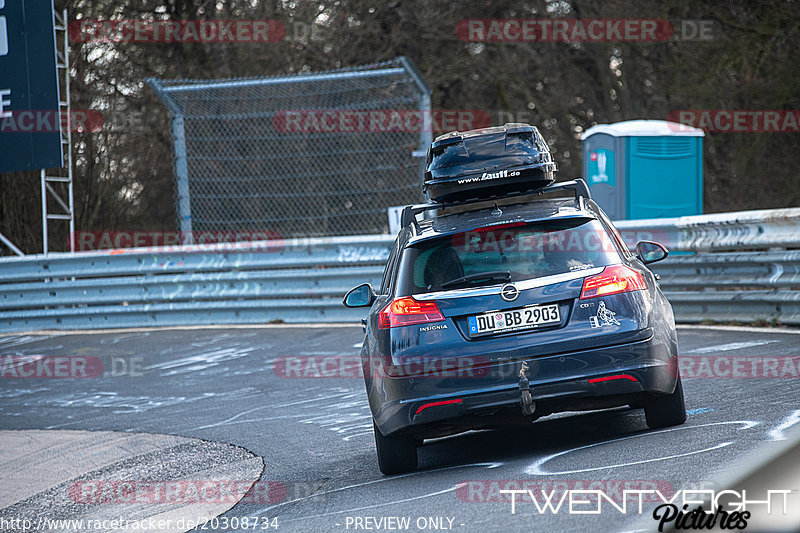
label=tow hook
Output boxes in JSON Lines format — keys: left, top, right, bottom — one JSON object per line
{"left": 518, "top": 361, "right": 535, "bottom": 416}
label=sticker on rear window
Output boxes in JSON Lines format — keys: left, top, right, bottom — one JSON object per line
{"left": 569, "top": 262, "right": 595, "bottom": 272}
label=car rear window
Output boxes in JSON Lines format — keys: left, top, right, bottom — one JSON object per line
{"left": 396, "top": 218, "right": 623, "bottom": 296}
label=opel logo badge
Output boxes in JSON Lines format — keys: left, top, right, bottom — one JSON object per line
{"left": 500, "top": 284, "right": 519, "bottom": 302}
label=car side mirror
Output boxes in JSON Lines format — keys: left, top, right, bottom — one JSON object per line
{"left": 343, "top": 283, "right": 377, "bottom": 308}
{"left": 636, "top": 241, "right": 669, "bottom": 265}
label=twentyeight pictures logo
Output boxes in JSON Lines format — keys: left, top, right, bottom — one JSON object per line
{"left": 457, "top": 480, "right": 675, "bottom": 503}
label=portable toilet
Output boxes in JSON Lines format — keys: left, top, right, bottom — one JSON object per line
{"left": 580, "top": 120, "right": 704, "bottom": 220}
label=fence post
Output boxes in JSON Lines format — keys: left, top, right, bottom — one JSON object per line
{"left": 172, "top": 114, "right": 193, "bottom": 243}
{"left": 399, "top": 56, "right": 433, "bottom": 180}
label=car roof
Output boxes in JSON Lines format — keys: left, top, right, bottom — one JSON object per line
{"left": 406, "top": 198, "right": 597, "bottom": 245}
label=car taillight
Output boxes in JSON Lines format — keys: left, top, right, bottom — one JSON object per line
{"left": 378, "top": 297, "right": 445, "bottom": 329}
{"left": 580, "top": 265, "right": 646, "bottom": 299}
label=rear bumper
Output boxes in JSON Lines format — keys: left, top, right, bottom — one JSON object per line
{"left": 370, "top": 333, "right": 677, "bottom": 437}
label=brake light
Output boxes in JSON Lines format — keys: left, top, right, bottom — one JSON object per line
{"left": 580, "top": 265, "right": 646, "bottom": 299}
{"left": 471, "top": 221, "right": 526, "bottom": 233}
{"left": 588, "top": 374, "right": 638, "bottom": 384}
{"left": 415, "top": 399, "right": 463, "bottom": 415}
{"left": 378, "top": 297, "right": 445, "bottom": 329}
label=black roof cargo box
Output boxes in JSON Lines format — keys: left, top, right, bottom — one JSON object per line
{"left": 423, "top": 123, "right": 557, "bottom": 204}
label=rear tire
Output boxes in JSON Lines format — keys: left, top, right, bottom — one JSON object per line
{"left": 644, "top": 376, "right": 687, "bottom": 429}
{"left": 374, "top": 421, "right": 418, "bottom": 475}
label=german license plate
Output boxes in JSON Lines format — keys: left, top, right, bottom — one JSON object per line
{"left": 468, "top": 304, "right": 560, "bottom": 337}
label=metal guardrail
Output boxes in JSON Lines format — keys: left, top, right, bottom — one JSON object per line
{"left": 614, "top": 207, "right": 800, "bottom": 251}
{"left": 615, "top": 209, "right": 800, "bottom": 326}
{"left": 0, "top": 236, "right": 392, "bottom": 332}
{"left": 0, "top": 208, "right": 798, "bottom": 332}
{"left": 654, "top": 252, "right": 800, "bottom": 326}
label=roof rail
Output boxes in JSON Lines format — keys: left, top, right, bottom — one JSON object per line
{"left": 400, "top": 179, "right": 591, "bottom": 229}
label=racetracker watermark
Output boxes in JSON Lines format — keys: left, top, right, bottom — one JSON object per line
{"left": 455, "top": 19, "right": 714, "bottom": 42}
{"left": 450, "top": 227, "right": 671, "bottom": 255}
{"left": 0, "top": 110, "right": 104, "bottom": 133}
{"left": 74, "top": 230, "right": 284, "bottom": 252}
{"left": 273, "top": 355, "right": 492, "bottom": 379}
{"left": 0, "top": 516, "right": 279, "bottom": 532}
{"left": 69, "top": 480, "right": 286, "bottom": 504}
{"left": 678, "top": 355, "right": 800, "bottom": 379}
{"left": 71, "top": 235, "right": 387, "bottom": 263}
{"left": 0, "top": 355, "right": 143, "bottom": 378}
{"left": 272, "top": 109, "right": 492, "bottom": 134}
{"left": 69, "top": 19, "right": 285, "bottom": 43}
{"left": 667, "top": 110, "right": 800, "bottom": 133}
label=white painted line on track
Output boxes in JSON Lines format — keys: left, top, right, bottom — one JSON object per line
{"left": 343, "top": 430, "right": 375, "bottom": 441}
{"left": 185, "top": 391, "right": 357, "bottom": 431}
{"left": 296, "top": 485, "right": 457, "bottom": 521}
{"left": 528, "top": 441, "right": 734, "bottom": 476}
{"left": 524, "top": 420, "right": 759, "bottom": 475}
{"left": 677, "top": 325, "right": 800, "bottom": 335}
{"left": 1, "top": 323, "right": 361, "bottom": 337}
{"left": 768, "top": 410, "right": 800, "bottom": 441}
{"left": 252, "top": 462, "right": 503, "bottom": 517}
{"left": 687, "top": 340, "right": 779, "bottom": 354}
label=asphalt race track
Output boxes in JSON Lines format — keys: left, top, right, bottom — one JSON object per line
{"left": 1, "top": 325, "right": 799, "bottom": 532}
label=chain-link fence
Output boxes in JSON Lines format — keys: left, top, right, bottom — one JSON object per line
{"left": 147, "top": 57, "right": 430, "bottom": 239}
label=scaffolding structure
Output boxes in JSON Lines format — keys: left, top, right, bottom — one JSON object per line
{"left": 0, "top": 7, "right": 73, "bottom": 256}
{"left": 40, "top": 8, "right": 74, "bottom": 255}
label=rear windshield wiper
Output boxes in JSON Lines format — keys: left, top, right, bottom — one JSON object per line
{"left": 440, "top": 271, "right": 512, "bottom": 289}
